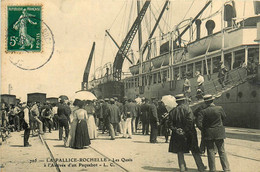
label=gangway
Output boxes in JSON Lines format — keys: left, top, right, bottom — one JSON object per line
{"left": 189, "top": 67, "right": 258, "bottom": 108}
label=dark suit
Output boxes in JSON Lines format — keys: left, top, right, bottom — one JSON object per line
{"left": 140, "top": 103, "right": 150, "bottom": 135}
{"left": 101, "top": 102, "right": 110, "bottom": 134}
{"left": 124, "top": 102, "right": 136, "bottom": 119}
{"left": 115, "top": 101, "right": 123, "bottom": 133}
{"left": 149, "top": 103, "right": 159, "bottom": 143}
{"left": 57, "top": 103, "right": 70, "bottom": 140}
{"left": 108, "top": 104, "right": 120, "bottom": 139}
{"left": 193, "top": 104, "right": 208, "bottom": 153}
{"left": 198, "top": 104, "right": 230, "bottom": 172}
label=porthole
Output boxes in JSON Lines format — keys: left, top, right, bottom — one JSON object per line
{"left": 251, "top": 90, "right": 257, "bottom": 98}
{"left": 238, "top": 92, "right": 243, "bottom": 98}
{"left": 226, "top": 93, "right": 230, "bottom": 99}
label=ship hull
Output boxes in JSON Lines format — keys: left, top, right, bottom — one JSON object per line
{"left": 124, "top": 67, "right": 260, "bottom": 129}
{"left": 90, "top": 81, "right": 124, "bottom": 100}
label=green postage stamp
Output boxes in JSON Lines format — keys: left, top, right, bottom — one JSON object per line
{"left": 7, "top": 6, "right": 42, "bottom": 52}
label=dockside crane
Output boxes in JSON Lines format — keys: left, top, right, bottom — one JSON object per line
{"left": 112, "top": 0, "right": 151, "bottom": 81}
{"left": 82, "top": 42, "right": 95, "bottom": 90}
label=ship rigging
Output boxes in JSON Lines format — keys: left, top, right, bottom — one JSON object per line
{"left": 84, "top": 0, "right": 260, "bottom": 128}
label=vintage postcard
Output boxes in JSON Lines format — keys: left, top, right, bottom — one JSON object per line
{"left": 1, "top": 0, "right": 260, "bottom": 172}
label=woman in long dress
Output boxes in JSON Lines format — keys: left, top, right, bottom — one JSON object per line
{"left": 84, "top": 101, "right": 97, "bottom": 140}
{"left": 74, "top": 100, "right": 91, "bottom": 149}
{"left": 65, "top": 99, "right": 80, "bottom": 148}
{"left": 13, "top": 9, "right": 37, "bottom": 49}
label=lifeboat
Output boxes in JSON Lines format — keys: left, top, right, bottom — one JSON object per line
{"left": 151, "top": 53, "right": 169, "bottom": 68}
{"left": 129, "top": 64, "right": 139, "bottom": 75}
{"left": 187, "top": 31, "right": 223, "bottom": 58}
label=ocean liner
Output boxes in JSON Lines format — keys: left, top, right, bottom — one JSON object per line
{"left": 85, "top": 0, "right": 260, "bottom": 129}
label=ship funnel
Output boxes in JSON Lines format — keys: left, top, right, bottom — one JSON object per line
{"left": 254, "top": 1, "right": 260, "bottom": 15}
{"left": 224, "top": 4, "right": 236, "bottom": 27}
{"left": 195, "top": 19, "right": 202, "bottom": 40}
{"left": 205, "top": 20, "right": 215, "bottom": 35}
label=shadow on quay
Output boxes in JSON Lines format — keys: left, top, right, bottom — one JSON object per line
{"left": 226, "top": 132, "right": 260, "bottom": 142}
{"left": 53, "top": 144, "right": 66, "bottom": 148}
{"left": 9, "top": 145, "right": 25, "bottom": 147}
{"left": 44, "top": 138, "right": 61, "bottom": 141}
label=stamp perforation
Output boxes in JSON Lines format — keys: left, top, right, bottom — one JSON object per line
{"left": 4, "top": 3, "right": 44, "bottom": 54}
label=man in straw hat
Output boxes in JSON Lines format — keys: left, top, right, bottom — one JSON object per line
{"left": 197, "top": 94, "right": 230, "bottom": 172}
{"left": 168, "top": 94, "right": 206, "bottom": 172}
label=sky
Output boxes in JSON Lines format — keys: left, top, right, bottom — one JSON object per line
{"left": 1, "top": 0, "right": 255, "bottom": 102}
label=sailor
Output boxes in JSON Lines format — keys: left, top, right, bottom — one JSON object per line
{"left": 197, "top": 94, "right": 230, "bottom": 172}
{"left": 168, "top": 94, "right": 206, "bottom": 172}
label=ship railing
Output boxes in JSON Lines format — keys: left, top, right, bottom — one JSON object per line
{"left": 189, "top": 66, "right": 257, "bottom": 107}
{"left": 89, "top": 72, "right": 132, "bottom": 86}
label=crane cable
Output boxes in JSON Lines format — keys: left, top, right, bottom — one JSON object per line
{"left": 182, "top": 0, "right": 195, "bottom": 21}
{"left": 100, "top": 34, "right": 107, "bottom": 68}
{"left": 151, "top": 2, "right": 171, "bottom": 32}
{"left": 127, "top": 0, "right": 134, "bottom": 32}
{"left": 108, "top": 1, "right": 127, "bottom": 30}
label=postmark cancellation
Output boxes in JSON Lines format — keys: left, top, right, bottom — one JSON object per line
{"left": 2, "top": 2, "right": 55, "bottom": 70}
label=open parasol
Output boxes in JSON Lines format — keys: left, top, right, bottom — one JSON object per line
{"left": 161, "top": 95, "right": 177, "bottom": 112}
{"left": 74, "top": 90, "right": 97, "bottom": 101}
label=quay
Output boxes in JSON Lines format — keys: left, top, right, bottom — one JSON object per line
{"left": 1, "top": 127, "right": 260, "bottom": 172}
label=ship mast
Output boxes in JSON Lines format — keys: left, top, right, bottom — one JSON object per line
{"left": 137, "top": 1, "right": 143, "bottom": 51}
{"left": 142, "top": 0, "right": 170, "bottom": 57}
{"left": 174, "top": 0, "right": 212, "bottom": 44}
{"left": 113, "top": 0, "right": 151, "bottom": 81}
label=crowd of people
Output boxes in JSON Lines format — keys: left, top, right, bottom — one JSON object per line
{"left": 0, "top": 92, "right": 230, "bottom": 172}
